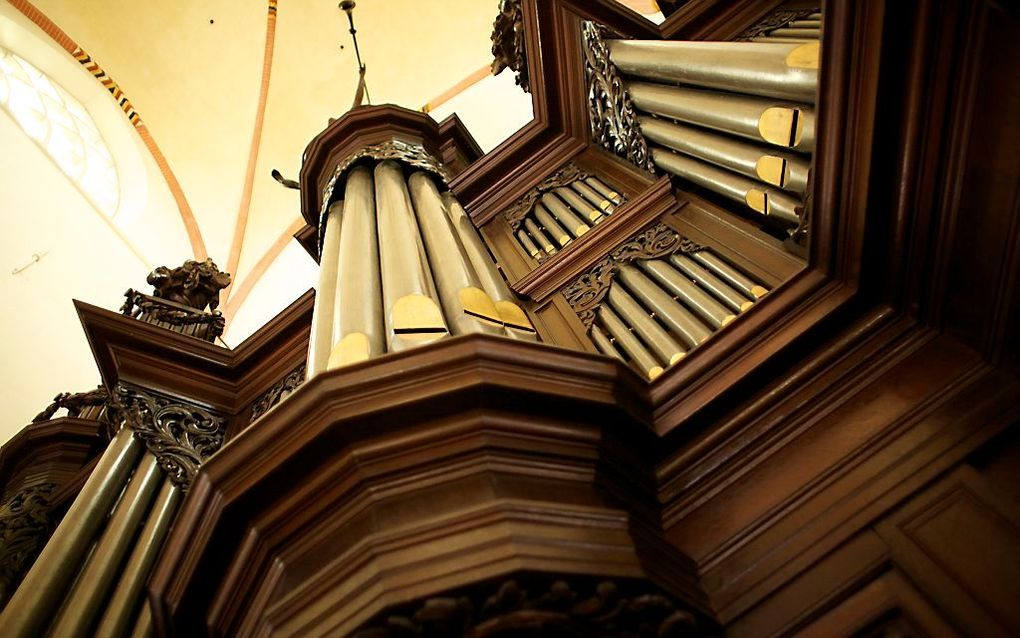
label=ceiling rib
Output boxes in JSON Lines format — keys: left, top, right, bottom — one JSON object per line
{"left": 223, "top": 0, "right": 279, "bottom": 303}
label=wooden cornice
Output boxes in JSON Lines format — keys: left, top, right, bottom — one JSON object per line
{"left": 75, "top": 290, "right": 314, "bottom": 414}
{"left": 0, "top": 418, "right": 106, "bottom": 494}
{"left": 149, "top": 334, "right": 667, "bottom": 636}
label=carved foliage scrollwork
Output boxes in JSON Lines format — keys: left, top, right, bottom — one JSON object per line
{"left": 250, "top": 363, "right": 306, "bottom": 422}
{"left": 352, "top": 577, "right": 711, "bottom": 638}
{"left": 490, "top": 0, "right": 529, "bottom": 93}
{"left": 319, "top": 139, "right": 450, "bottom": 252}
{"left": 582, "top": 21, "right": 655, "bottom": 174}
{"left": 111, "top": 386, "right": 227, "bottom": 492}
{"left": 503, "top": 162, "right": 591, "bottom": 231}
{"left": 734, "top": 8, "right": 819, "bottom": 41}
{"left": 563, "top": 258, "right": 616, "bottom": 330}
{"left": 563, "top": 223, "right": 703, "bottom": 329}
{"left": 0, "top": 483, "right": 57, "bottom": 606}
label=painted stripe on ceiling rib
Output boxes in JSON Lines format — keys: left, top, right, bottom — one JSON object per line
{"left": 222, "top": 0, "right": 279, "bottom": 310}
{"left": 7, "top": 0, "right": 209, "bottom": 261}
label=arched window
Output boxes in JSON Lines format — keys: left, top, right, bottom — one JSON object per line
{"left": 0, "top": 46, "right": 119, "bottom": 217}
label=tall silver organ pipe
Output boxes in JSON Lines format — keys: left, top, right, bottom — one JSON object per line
{"left": 330, "top": 166, "right": 384, "bottom": 368}
{"left": 442, "top": 193, "right": 537, "bottom": 340}
{"left": 607, "top": 40, "right": 819, "bottom": 102}
{"left": 627, "top": 82, "right": 816, "bottom": 152}
{"left": 307, "top": 200, "right": 343, "bottom": 378}
{"left": 0, "top": 427, "right": 142, "bottom": 637}
{"left": 651, "top": 148, "right": 802, "bottom": 224}
{"left": 638, "top": 116, "right": 810, "bottom": 193}
{"left": 409, "top": 171, "right": 503, "bottom": 336}
{"left": 585, "top": 247, "right": 772, "bottom": 381}
{"left": 305, "top": 145, "right": 542, "bottom": 374}
{"left": 375, "top": 160, "right": 448, "bottom": 352}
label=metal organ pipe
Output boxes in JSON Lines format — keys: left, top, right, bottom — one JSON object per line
{"left": 51, "top": 454, "right": 164, "bottom": 637}
{"left": 94, "top": 479, "right": 181, "bottom": 638}
{"left": 307, "top": 200, "right": 343, "bottom": 378}
{"left": 627, "top": 82, "right": 816, "bottom": 152}
{"left": 442, "top": 193, "right": 537, "bottom": 340}
{"left": 606, "top": 284, "right": 686, "bottom": 365}
{"left": 0, "top": 427, "right": 143, "bottom": 638}
{"left": 409, "top": 171, "right": 503, "bottom": 336}
{"left": 607, "top": 39, "right": 819, "bottom": 102}
{"left": 329, "top": 166, "right": 384, "bottom": 368}
{"left": 616, "top": 264, "right": 712, "bottom": 347}
{"left": 374, "top": 160, "right": 448, "bottom": 352}
{"left": 651, "top": 148, "right": 802, "bottom": 224}
{"left": 638, "top": 116, "right": 810, "bottom": 194}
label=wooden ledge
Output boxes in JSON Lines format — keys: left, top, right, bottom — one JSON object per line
{"left": 148, "top": 334, "right": 680, "bottom": 637}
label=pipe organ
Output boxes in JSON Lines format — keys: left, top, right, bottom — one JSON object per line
{"left": 563, "top": 225, "right": 770, "bottom": 380}
{"left": 506, "top": 165, "right": 625, "bottom": 266}
{"left": 4, "top": 2, "right": 1009, "bottom": 637}
{"left": 583, "top": 14, "right": 822, "bottom": 237}
{"left": 306, "top": 142, "right": 537, "bottom": 379}
{"left": 0, "top": 263, "right": 231, "bottom": 638}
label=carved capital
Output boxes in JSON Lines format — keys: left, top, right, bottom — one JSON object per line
{"left": 490, "top": 0, "right": 529, "bottom": 92}
{"left": 110, "top": 386, "right": 227, "bottom": 492}
{"left": 562, "top": 223, "right": 703, "bottom": 329}
{"left": 352, "top": 576, "right": 711, "bottom": 637}
{"left": 503, "top": 162, "right": 592, "bottom": 231}
{"left": 0, "top": 483, "right": 57, "bottom": 606}
{"left": 251, "top": 363, "right": 306, "bottom": 422}
{"left": 582, "top": 22, "right": 655, "bottom": 174}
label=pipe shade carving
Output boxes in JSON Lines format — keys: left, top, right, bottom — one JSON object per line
{"left": 110, "top": 385, "right": 227, "bottom": 492}
{"left": 351, "top": 577, "right": 711, "bottom": 637}
{"left": 582, "top": 21, "right": 655, "bottom": 173}
{"left": 0, "top": 483, "right": 56, "bottom": 609}
{"left": 252, "top": 363, "right": 306, "bottom": 421}
{"left": 490, "top": 0, "right": 530, "bottom": 92}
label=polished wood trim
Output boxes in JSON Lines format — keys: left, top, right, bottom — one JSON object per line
{"left": 74, "top": 289, "right": 313, "bottom": 414}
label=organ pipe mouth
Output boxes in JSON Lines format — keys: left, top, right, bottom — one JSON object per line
{"left": 391, "top": 295, "right": 449, "bottom": 344}
{"left": 758, "top": 107, "right": 804, "bottom": 147}
{"left": 496, "top": 301, "right": 536, "bottom": 332}
{"left": 785, "top": 41, "right": 820, "bottom": 69}
{"left": 328, "top": 332, "right": 371, "bottom": 368}
{"left": 458, "top": 287, "right": 503, "bottom": 327}
{"left": 755, "top": 155, "right": 788, "bottom": 188}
